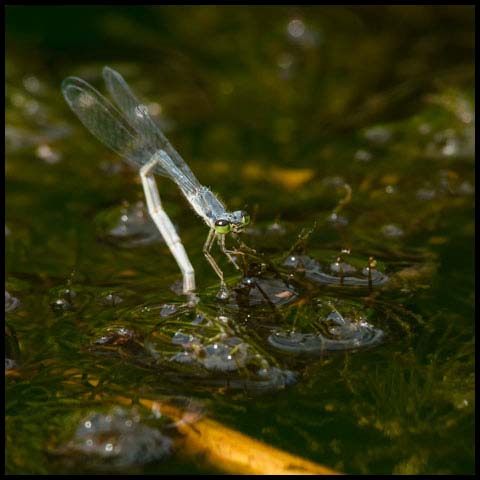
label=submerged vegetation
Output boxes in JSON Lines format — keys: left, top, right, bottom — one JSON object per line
{"left": 5, "top": 5, "right": 474, "bottom": 474}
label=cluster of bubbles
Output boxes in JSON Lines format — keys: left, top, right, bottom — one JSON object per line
{"left": 170, "top": 332, "right": 251, "bottom": 372}
{"left": 143, "top": 310, "right": 296, "bottom": 393}
{"left": 268, "top": 308, "right": 384, "bottom": 354}
{"left": 61, "top": 407, "right": 172, "bottom": 469}
{"left": 6, "top": 72, "right": 69, "bottom": 161}
{"left": 283, "top": 253, "right": 388, "bottom": 287}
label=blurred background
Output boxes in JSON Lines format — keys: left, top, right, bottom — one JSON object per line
{"left": 6, "top": 5, "right": 474, "bottom": 475}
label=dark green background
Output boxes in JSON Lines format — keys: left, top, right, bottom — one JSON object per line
{"left": 5, "top": 5, "right": 475, "bottom": 474}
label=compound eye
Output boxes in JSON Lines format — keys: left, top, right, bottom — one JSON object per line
{"left": 214, "top": 219, "right": 231, "bottom": 234}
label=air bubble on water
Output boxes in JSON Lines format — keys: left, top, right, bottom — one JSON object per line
{"left": 321, "top": 176, "right": 345, "bottom": 188}
{"left": 286, "top": 17, "right": 321, "bottom": 46}
{"left": 191, "top": 314, "right": 205, "bottom": 325}
{"left": 381, "top": 224, "right": 404, "bottom": 238}
{"left": 287, "top": 18, "right": 306, "bottom": 38}
{"left": 326, "top": 310, "right": 346, "bottom": 326}
{"left": 101, "top": 293, "right": 123, "bottom": 306}
{"left": 442, "top": 138, "right": 458, "bottom": 156}
{"left": 330, "top": 260, "right": 356, "bottom": 274}
{"left": 364, "top": 126, "right": 392, "bottom": 144}
{"left": 23, "top": 75, "right": 42, "bottom": 94}
{"left": 170, "top": 351, "right": 194, "bottom": 364}
{"left": 24, "top": 99, "right": 39, "bottom": 115}
{"left": 362, "top": 266, "right": 378, "bottom": 277}
{"left": 5, "top": 358, "right": 17, "bottom": 370}
{"left": 107, "top": 201, "right": 163, "bottom": 247}
{"left": 268, "top": 317, "right": 384, "bottom": 353}
{"left": 416, "top": 187, "right": 436, "bottom": 201}
{"left": 419, "top": 123, "right": 431, "bottom": 135}
{"left": 354, "top": 149, "right": 372, "bottom": 162}
{"left": 160, "top": 304, "right": 177, "bottom": 317}
{"left": 277, "top": 52, "right": 294, "bottom": 70}
{"left": 457, "top": 181, "right": 473, "bottom": 195}
{"left": 11, "top": 92, "right": 26, "bottom": 107}
{"left": 36, "top": 144, "right": 61, "bottom": 164}
{"left": 51, "top": 298, "right": 72, "bottom": 311}
{"left": 266, "top": 221, "right": 286, "bottom": 235}
{"left": 171, "top": 331, "right": 195, "bottom": 345}
{"left": 327, "top": 212, "right": 349, "bottom": 226}
{"left": 5, "top": 291, "right": 20, "bottom": 312}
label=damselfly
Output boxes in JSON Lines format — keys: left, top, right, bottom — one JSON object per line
{"left": 62, "top": 67, "right": 250, "bottom": 298}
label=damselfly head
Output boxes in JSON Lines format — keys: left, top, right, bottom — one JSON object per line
{"left": 214, "top": 218, "right": 231, "bottom": 234}
{"left": 230, "top": 210, "right": 250, "bottom": 232}
{"left": 215, "top": 211, "right": 249, "bottom": 234}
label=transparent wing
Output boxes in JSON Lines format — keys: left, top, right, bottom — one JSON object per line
{"left": 102, "top": 66, "right": 201, "bottom": 190}
{"left": 62, "top": 76, "right": 165, "bottom": 172}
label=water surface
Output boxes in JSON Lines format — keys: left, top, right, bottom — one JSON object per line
{"left": 5, "top": 5, "right": 474, "bottom": 474}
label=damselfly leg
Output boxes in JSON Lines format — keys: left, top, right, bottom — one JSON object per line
{"left": 140, "top": 157, "right": 195, "bottom": 294}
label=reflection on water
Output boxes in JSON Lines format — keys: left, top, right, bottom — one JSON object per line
{"left": 95, "top": 201, "right": 164, "bottom": 248}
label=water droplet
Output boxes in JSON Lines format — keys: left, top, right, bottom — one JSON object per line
{"left": 287, "top": 18, "right": 305, "bottom": 38}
